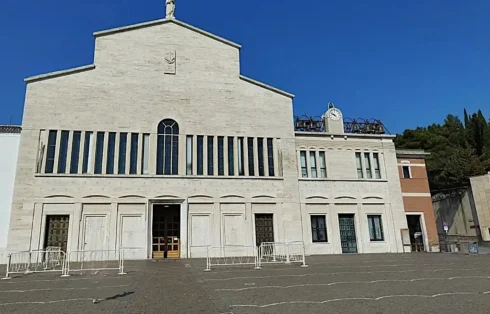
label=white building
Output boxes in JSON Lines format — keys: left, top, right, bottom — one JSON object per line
{"left": 7, "top": 13, "right": 408, "bottom": 259}
{"left": 0, "top": 126, "right": 21, "bottom": 263}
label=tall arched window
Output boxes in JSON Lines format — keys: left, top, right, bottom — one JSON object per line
{"left": 157, "top": 119, "right": 179, "bottom": 175}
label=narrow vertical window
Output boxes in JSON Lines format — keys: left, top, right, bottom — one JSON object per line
{"left": 373, "top": 153, "right": 381, "bottom": 179}
{"left": 129, "top": 133, "right": 138, "bottom": 175}
{"left": 57, "top": 131, "right": 69, "bottom": 173}
{"left": 402, "top": 166, "right": 411, "bottom": 178}
{"left": 368, "top": 215, "right": 384, "bottom": 241}
{"left": 82, "top": 132, "right": 93, "bottom": 174}
{"left": 70, "top": 131, "right": 81, "bottom": 174}
{"left": 238, "top": 137, "right": 244, "bottom": 176}
{"left": 364, "top": 152, "right": 372, "bottom": 179}
{"left": 45, "top": 130, "right": 57, "bottom": 173}
{"left": 186, "top": 135, "right": 193, "bottom": 175}
{"left": 318, "top": 151, "right": 327, "bottom": 178}
{"left": 207, "top": 136, "right": 214, "bottom": 175}
{"left": 257, "top": 138, "right": 264, "bottom": 176}
{"left": 218, "top": 136, "right": 224, "bottom": 176}
{"left": 247, "top": 138, "right": 255, "bottom": 176}
{"left": 118, "top": 133, "right": 127, "bottom": 175}
{"left": 300, "top": 151, "right": 307, "bottom": 178}
{"left": 197, "top": 136, "right": 204, "bottom": 175}
{"left": 142, "top": 134, "right": 150, "bottom": 175}
{"left": 355, "top": 152, "right": 363, "bottom": 178}
{"left": 228, "top": 137, "right": 235, "bottom": 176}
{"left": 157, "top": 119, "right": 179, "bottom": 175}
{"left": 94, "top": 132, "right": 105, "bottom": 174}
{"left": 311, "top": 215, "right": 328, "bottom": 242}
{"left": 106, "top": 132, "right": 116, "bottom": 174}
{"left": 267, "top": 138, "right": 274, "bottom": 177}
{"left": 310, "top": 151, "right": 317, "bottom": 178}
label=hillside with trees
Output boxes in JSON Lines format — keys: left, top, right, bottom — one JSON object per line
{"left": 394, "top": 110, "right": 490, "bottom": 193}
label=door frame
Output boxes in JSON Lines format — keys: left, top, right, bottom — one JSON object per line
{"left": 148, "top": 199, "right": 188, "bottom": 259}
{"left": 338, "top": 213, "right": 359, "bottom": 254}
{"left": 406, "top": 212, "right": 429, "bottom": 252}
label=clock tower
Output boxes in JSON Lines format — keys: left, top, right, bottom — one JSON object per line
{"left": 323, "top": 103, "right": 344, "bottom": 134}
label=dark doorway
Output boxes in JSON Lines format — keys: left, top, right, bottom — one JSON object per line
{"left": 407, "top": 215, "right": 425, "bottom": 252}
{"left": 152, "top": 205, "right": 181, "bottom": 259}
{"left": 338, "top": 214, "right": 358, "bottom": 253}
{"left": 255, "top": 214, "right": 274, "bottom": 247}
{"left": 43, "top": 215, "right": 70, "bottom": 252}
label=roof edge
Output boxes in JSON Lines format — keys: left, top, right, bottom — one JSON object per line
{"left": 240, "top": 75, "right": 295, "bottom": 99}
{"left": 295, "top": 131, "right": 396, "bottom": 139}
{"left": 396, "top": 149, "right": 431, "bottom": 159}
{"left": 25, "top": 64, "right": 96, "bottom": 83}
{"left": 93, "top": 18, "right": 242, "bottom": 49}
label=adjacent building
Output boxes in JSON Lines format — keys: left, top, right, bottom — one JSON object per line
{"left": 396, "top": 150, "right": 439, "bottom": 252}
{"left": 0, "top": 126, "right": 21, "bottom": 263}
{"left": 470, "top": 173, "right": 490, "bottom": 242}
{"left": 7, "top": 15, "right": 412, "bottom": 259}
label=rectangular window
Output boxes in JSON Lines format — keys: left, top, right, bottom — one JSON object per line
{"left": 368, "top": 215, "right": 384, "bottom": 241}
{"left": 106, "top": 132, "right": 116, "bottom": 174}
{"left": 355, "top": 152, "right": 363, "bottom": 178}
{"left": 186, "top": 136, "right": 193, "bottom": 175}
{"left": 82, "top": 132, "right": 93, "bottom": 174}
{"left": 218, "top": 136, "right": 224, "bottom": 176}
{"left": 142, "top": 134, "right": 150, "bottom": 175}
{"left": 228, "top": 137, "right": 234, "bottom": 176}
{"left": 94, "top": 132, "right": 105, "bottom": 174}
{"left": 70, "top": 131, "right": 81, "bottom": 174}
{"left": 402, "top": 165, "right": 411, "bottom": 178}
{"left": 373, "top": 153, "right": 381, "bottom": 179}
{"left": 310, "top": 151, "right": 317, "bottom": 178}
{"left": 318, "top": 151, "right": 327, "bottom": 178}
{"left": 238, "top": 137, "right": 244, "bottom": 176}
{"left": 118, "top": 133, "right": 127, "bottom": 174}
{"left": 300, "top": 151, "right": 307, "bottom": 178}
{"left": 364, "top": 153, "right": 372, "bottom": 179}
{"left": 197, "top": 136, "right": 204, "bottom": 175}
{"left": 129, "top": 133, "right": 138, "bottom": 175}
{"left": 311, "top": 215, "right": 328, "bottom": 243}
{"left": 57, "top": 131, "right": 69, "bottom": 173}
{"left": 257, "top": 138, "right": 264, "bottom": 176}
{"left": 267, "top": 138, "right": 274, "bottom": 177}
{"left": 45, "top": 130, "right": 57, "bottom": 173}
{"left": 207, "top": 136, "right": 214, "bottom": 175}
{"left": 247, "top": 138, "right": 255, "bottom": 176}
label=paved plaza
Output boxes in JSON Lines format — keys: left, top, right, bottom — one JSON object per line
{"left": 0, "top": 253, "right": 489, "bottom": 313}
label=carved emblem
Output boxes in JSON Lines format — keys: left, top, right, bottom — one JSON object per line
{"left": 164, "top": 49, "right": 176, "bottom": 74}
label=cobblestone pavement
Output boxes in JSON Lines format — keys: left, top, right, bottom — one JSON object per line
{"left": 0, "top": 253, "right": 490, "bottom": 313}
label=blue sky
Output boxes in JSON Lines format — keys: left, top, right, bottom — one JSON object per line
{"left": 1, "top": 0, "right": 489, "bottom": 133}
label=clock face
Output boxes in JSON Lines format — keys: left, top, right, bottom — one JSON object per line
{"left": 329, "top": 108, "right": 342, "bottom": 121}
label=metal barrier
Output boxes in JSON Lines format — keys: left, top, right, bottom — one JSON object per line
{"left": 2, "top": 248, "right": 66, "bottom": 279}
{"left": 63, "top": 250, "right": 125, "bottom": 277}
{"left": 258, "top": 242, "right": 308, "bottom": 268}
{"left": 205, "top": 246, "right": 259, "bottom": 271}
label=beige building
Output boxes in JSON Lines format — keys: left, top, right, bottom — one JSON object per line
{"left": 7, "top": 15, "right": 409, "bottom": 259}
{"left": 470, "top": 173, "right": 490, "bottom": 241}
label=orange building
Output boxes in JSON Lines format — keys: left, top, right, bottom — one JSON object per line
{"left": 396, "top": 150, "right": 439, "bottom": 252}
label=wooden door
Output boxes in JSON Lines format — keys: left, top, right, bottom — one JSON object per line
{"left": 338, "top": 214, "right": 358, "bottom": 253}
{"left": 255, "top": 214, "right": 274, "bottom": 247}
{"left": 44, "top": 215, "right": 70, "bottom": 252}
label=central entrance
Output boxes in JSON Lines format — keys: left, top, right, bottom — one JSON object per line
{"left": 338, "top": 214, "right": 358, "bottom": 253}
{"left": 152, "top": 204, "right": 181, "bottom": 259}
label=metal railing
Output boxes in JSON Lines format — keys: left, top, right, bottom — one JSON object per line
{"left": 2, "top": 248, "right": 66, "bottom": 279}
{"left": 63, "top": 250, "right": 126, "bottom": 277}
{"left": 205, "top": 246, "right": 259, "bottom": 271}
{"left": 258, "top": 241, "right": 308, "bottom": 268}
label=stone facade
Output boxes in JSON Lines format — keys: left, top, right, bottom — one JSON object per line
{"left": 470, "top": 174, "right": 490, "bottom": 241}
{"left": 7, "top": 18, "right": 408, "bottom": 258}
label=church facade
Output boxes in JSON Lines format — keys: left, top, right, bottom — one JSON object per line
{"left": 7, "top": 17, "right": 409, "bottom": 259}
